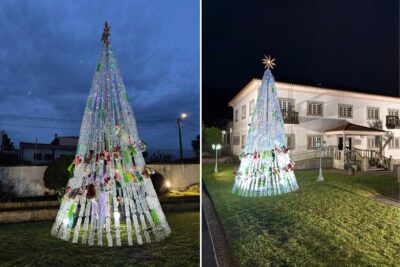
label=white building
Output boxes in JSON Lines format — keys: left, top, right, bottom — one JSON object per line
{"left": 228, "top": 79, "right": 400, "bottom": 170}
{"left": 20, "top": 135, "right": 78, "bottom": 164}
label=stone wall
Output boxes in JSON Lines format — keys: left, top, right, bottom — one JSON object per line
{"left": 0, "top": 164, "right": 200, "bottom": 197}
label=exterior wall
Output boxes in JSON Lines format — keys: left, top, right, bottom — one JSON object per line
{"left": 0, "top": 164, "right": 199, "bottom": 197}
{"left": 231, "top": 80, "right": 400, "bottom": 159}
{"left": 21, "top": 148, "right": 75, "bottom": 164}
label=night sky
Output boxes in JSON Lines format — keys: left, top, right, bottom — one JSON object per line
{"left": 0, "top": 0, "right": 199, "bottom": 157}
{"left": 203, "top": 0, "right": 399, "bottom": 126}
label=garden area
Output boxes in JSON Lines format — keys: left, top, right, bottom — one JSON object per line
{"left": 203, "top": 164, "right": 400, "bottom": 266}
{"left": 0, "top": 211, "right": 199, "bottom": 266}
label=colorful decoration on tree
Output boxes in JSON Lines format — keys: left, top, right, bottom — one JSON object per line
{"left": 51, "top": 22, "right": 171, "bottom": 246}
{"left": 232, "top": 56, "right": 299, "bottom": 197}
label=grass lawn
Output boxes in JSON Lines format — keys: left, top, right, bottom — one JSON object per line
{"left": 203, "top": 164, "right": 400, "bottom": 266}
{"left": 0, "top": 211, "right": 199, "bottom": 267}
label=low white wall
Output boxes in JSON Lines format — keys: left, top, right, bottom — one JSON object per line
{"left": 0, "top": 166, "right": 48, "bottom": 196}
{"left": 0, "top": 164, "right": 200, "bottom": 197}
{"left": 148, "top": 164, "right": 200, "bottom": 191}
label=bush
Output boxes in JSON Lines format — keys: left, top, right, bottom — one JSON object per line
{"left": 0, "top": 178, "right": 15, "bottom": 201}
{"left": 44, "top": 155, "right": 74, "bottom": 192}
{"left": 202, "top": 127, "right": 222, "bottom": 153}
{"left": 150, "top": 172, "right": 166, "bottom": 195}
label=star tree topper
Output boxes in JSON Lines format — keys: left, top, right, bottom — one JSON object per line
{"left": 262, "top": 54, "right": 276, "bottom": 69}
{"left": 101, "top": 22, "right": 111, "bottom": 46}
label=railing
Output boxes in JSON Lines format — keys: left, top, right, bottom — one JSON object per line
{"left": 353, "top": 148, "right": 381, "bottom": 159}
{"left": 386, "top": 115, "right": 400, "bottom": 129}
{"left": 282, "top": 111, "right": 299, "bottom": 124}
{"left": 291, "top": 146, "right": 334, "bottom": 162}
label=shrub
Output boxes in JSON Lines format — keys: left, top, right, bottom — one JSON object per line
{"left": 150, "top": 172, "right": 166, "bottom": 195}
{"left": 44, "top": 155, "right": 74, "bottom": 192}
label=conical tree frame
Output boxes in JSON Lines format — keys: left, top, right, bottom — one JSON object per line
{"left": 232, "top": 68, "right": 299, "bottom": 197}
{"left": 51, "top": 29, "right": 171, "bottom": 246}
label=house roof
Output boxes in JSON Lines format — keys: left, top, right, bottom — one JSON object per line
{"left": 51, "top": 136, "right": 79, "bottom": 146}
{"left": 324, "top": 122, "right": 387, "bottom": 136}
{"left": 229, "top": 79, "right": 400, "bottom": 106}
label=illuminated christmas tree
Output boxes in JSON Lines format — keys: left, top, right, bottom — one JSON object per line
{"left": 232, "top": 55, "right": 299, "bottom": 197}
{"left": 51, "top": 22, "right": 171, "bottom": 246}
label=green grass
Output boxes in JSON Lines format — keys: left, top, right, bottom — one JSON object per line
{"left": 0, "top": 211, "right": 199, "bottom": 267}
{"left": 203, "top": 164, "right": 400, "bottom": 266}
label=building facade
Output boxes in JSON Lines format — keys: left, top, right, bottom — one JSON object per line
{"left": 229, "top": 79, "right": 400, "bottom": 160}
{"left": 20, "top": 135, "right": 78, "bottom": 164}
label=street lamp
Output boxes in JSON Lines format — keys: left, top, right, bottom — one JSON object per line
{"left": 212, "top": 143, "right": 222, "bottom": 172}
{"left": 316, "top": 139, "right": 326, "bottom": 181}
{"left": 177, "top": 113, "right": 187, "bottom": 161}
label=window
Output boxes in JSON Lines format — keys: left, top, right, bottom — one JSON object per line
{"left": 307, "top": 135, "right": 322, "bottom": 149}
{"left": 44, "top": 154, "right": 54, "bottom": 160}
{"left": 367, "top": 137, "right": 379, "bottom": 148}
{"left": 242, "top": 105, "right": 246, "bottom": 119}
{"left": 241, "top": 135, "right": 246, "bottom": 149}
{"left": 338, "top": 104, "right": 353, "bottom": 118}
{"left": 388, "top": 109, "right": 399, "bottom": 117}
{"left": 235, "top": 110, "right": 239, "bottom": 122}
{"left": 226, "top": 131, "right": 231, "bottom": 145}
{"left": 367, "top": 107, "right": 379, "bottom": 120}
{"left": 389, "top": 137, "right": 400, "bottom": 149}
{"left": 233, "top": 136, "right": 240, "bottom": 146}
{"left": 249, "top": 99, "right": 255, "bottom": 116}
{"left": 286, "top": 134, "right": 295, "bottom": 150}
{"left": 34, "top": 153, "right": 42, "bottom": 160}
{"left": 307, "top": 101, "right": 323, "bottom": 116}
{"left": 279, "top": 98, "right": 294, "bottom": 112}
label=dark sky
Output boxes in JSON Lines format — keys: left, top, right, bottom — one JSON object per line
{"left": 0, "top": 0, "right": 199, "bottom": 156}
{"left": 203, "top": 0, "right": 399, "bottom": 126}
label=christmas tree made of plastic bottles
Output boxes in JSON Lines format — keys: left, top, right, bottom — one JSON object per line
{"left": 232, "top": 56, "right": 299, "bottom": 197}
{"left": 51, "top": 23, "right": 171, "bottom": 246}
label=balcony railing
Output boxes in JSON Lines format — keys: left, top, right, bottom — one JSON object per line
{"left": 385, "top": 115, "right": 400, "bottom": 129}
{"left": 282, "top": 110, "right": 299, "bottom": 124}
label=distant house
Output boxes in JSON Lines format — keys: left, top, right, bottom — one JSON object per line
{"left": 20, "top": 134, "right": 78, "bottom": 164}
{"left": 0, "top": 130, "right": 18, "bottom": 164}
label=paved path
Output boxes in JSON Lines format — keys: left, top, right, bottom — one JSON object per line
{"left": 370, "top": 195, "right": 400, "bottom": 207}
{"left": 202, "top": 209, "right": 217, "bottom": 267}
{"left": 202, "top": 188, "right": 235, "bottom": 267}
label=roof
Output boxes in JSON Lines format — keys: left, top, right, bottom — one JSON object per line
{"left": 324, "top": 122, "right": 387, "bottom": 136}
{"left": 229, "top": 79, "right": 400, "bottom": 106}
{"left": 51, "top": 136, "right": 79, "bottom": 146}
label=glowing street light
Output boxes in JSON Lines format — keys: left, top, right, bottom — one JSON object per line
{"left": 212, "top": 143, "right": 222, "bottom": 173}
{"left": 316, "top": 139, "right": 326, "bottom": 181}
{"left": 177, "top": 113, "right": 187, "bottom": 161}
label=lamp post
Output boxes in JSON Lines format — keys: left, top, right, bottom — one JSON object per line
{"left": 177, "top": 113, "right": 187, "bottom": 161}
{"left": 316, "top": 139, "right": 326, "bottom": 181}
{"left": 212, "top": 143, "right": 222, "bottom": 172}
